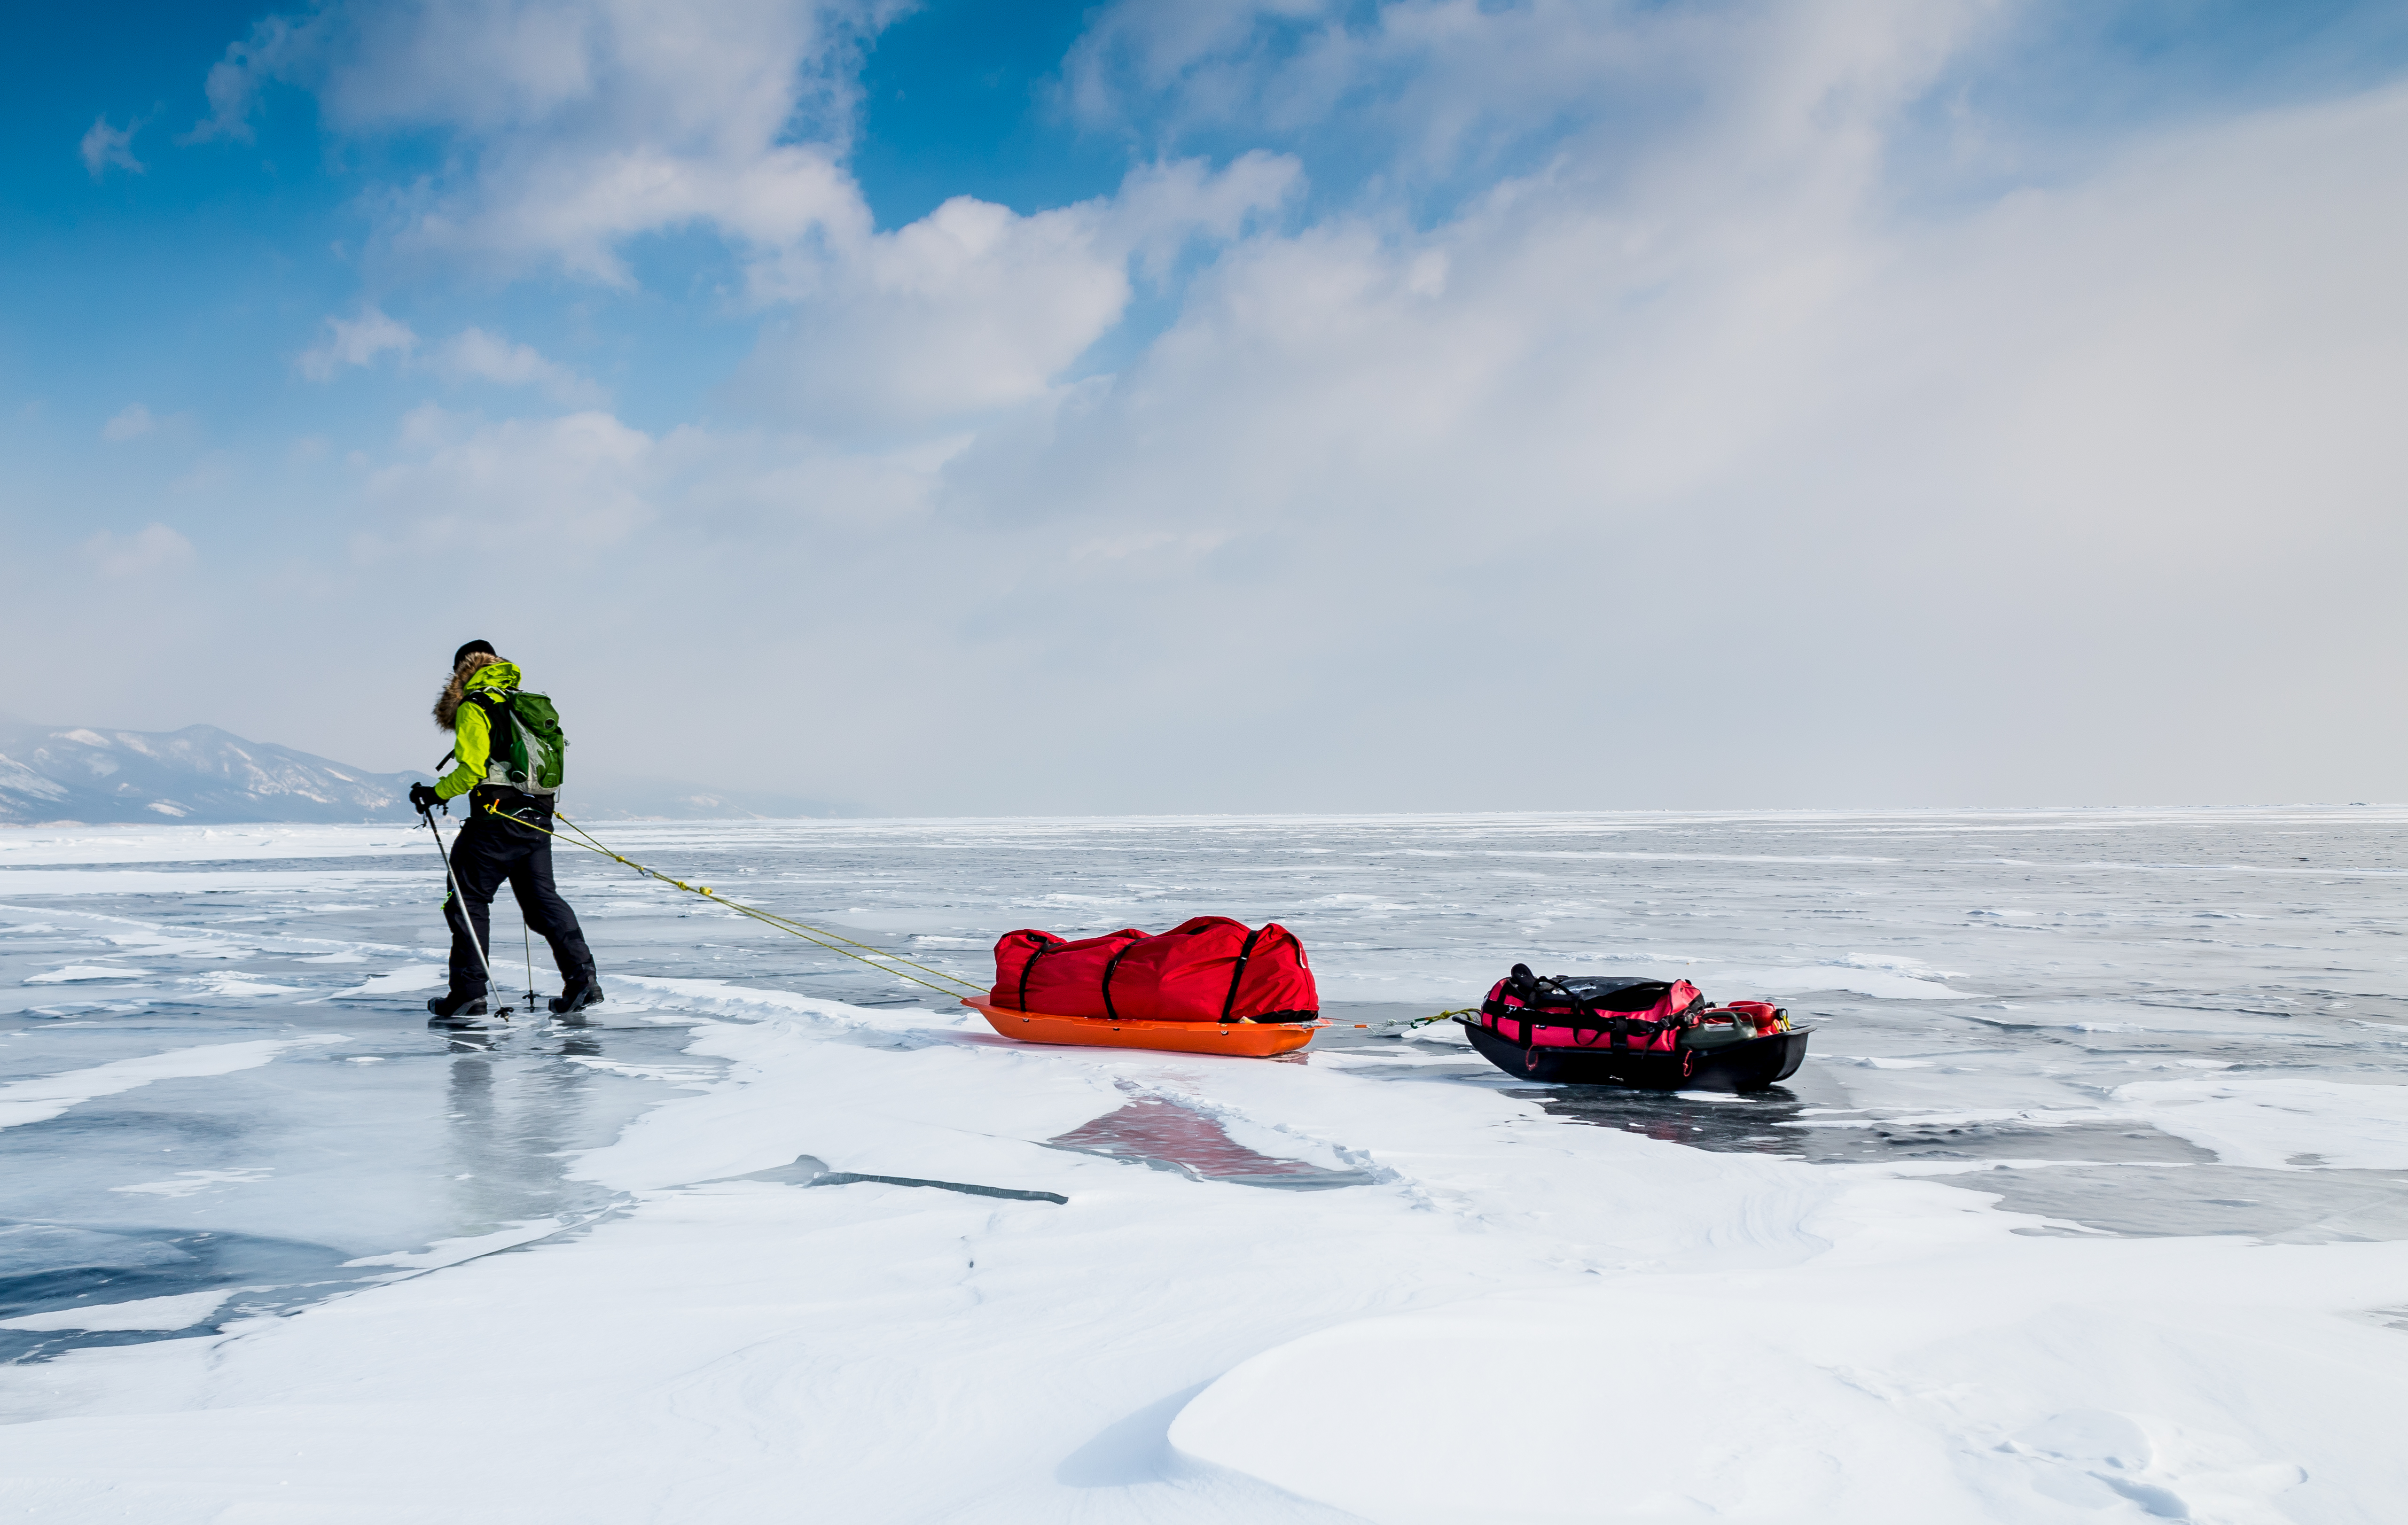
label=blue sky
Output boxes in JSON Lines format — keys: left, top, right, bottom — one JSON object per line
{"left": 5, "top": 1, "right": 2407, "bottom": 813}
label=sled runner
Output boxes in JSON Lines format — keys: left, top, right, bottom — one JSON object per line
{"left": 964, "top": 997, "right": 1318, "bottom": 1057}
{"left": 1459, "top": 966, "right": 1811, "bottom": 1091}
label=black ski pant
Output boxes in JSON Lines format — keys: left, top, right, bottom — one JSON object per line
{"left": 443, "top": 817, "right": 596, "bottom": 998}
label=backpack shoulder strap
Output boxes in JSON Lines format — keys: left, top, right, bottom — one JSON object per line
{"left": 462, "top": 691, "right": 521, "bottom": 780}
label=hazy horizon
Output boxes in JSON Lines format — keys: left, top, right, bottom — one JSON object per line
{"left": 7, "top": 1, "right": 2405, "bottom": 815}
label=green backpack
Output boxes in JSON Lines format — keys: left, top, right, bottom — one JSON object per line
{"left": 469, "top": 689, "right": 568, "bottom": 792}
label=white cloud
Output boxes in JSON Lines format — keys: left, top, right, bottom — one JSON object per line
{"left": 434, "top": 328, "right": 605, "bottom": 405}
{"left": 355, "top": 405, "right": 655, "bottom": 557}
{"left": 186, "top": 12, "right": 301, "bottom": 143}
{"left": 80, "top": 115, "right": 143, "bottom": 178}
{"left": 845, "top": 65, "right": 2407, "bottom": 809}
{"left": 299, "top": 306, "right": 419, "bottom": 381}
{"left": 1067, "top": 0, "right": 1989, "bottom": 190}
{"left": 195, "top": 0, "right": 882, "bottom": 283}
{"left": 108, "top": 0, "right": 2408, "bottom": 812}
{"left": 623, "top": 32, "right": 2407, "bottom": 811}
{"left": 740, "top": 154, "right": 1299, "bottom": 430}
{"left": 197, "top": 3, "right": 1299, "bottom": 439}
{"left": 101, "top": 404, "right": 155, "bottom": 441}
{"left": 84, "top": 525, "right": 196, "bottom": 579}
{"left": 297, "top": 311, "right": 601, "bottom": 401}
{"left": 1116, "top": 151, "right": 1305, "bottom": 280}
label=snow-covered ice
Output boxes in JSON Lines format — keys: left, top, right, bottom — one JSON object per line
{"left": 0, "top": 807, "right": 2403, "bottom": 1521}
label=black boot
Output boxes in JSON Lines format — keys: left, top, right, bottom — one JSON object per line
{"left": 548, "top": 974, "right": 604, "bottom": 1021}
{"left": 427, "top": 991, "right": 491, "bottom": 1028}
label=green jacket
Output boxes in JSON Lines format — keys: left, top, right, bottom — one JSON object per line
{"left": 437, "top": 661, "right": 525, "bottom": 800}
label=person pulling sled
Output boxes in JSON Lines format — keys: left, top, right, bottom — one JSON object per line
{"left": 409, "top": 640, "right": 604, "bottom": 1028}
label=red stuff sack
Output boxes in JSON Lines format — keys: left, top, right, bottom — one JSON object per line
{"left": 991, "top": 927, "right": 1147, "bottom": 1018}
{"left": 989, "top": 918, "right": 1318, "bottom": 1023}
{"left": 1106, "top": 917, "right": 1318, "bottom": 1023}
{"left": 1476, "top": 965, "right": 1706, "bottom": 1053}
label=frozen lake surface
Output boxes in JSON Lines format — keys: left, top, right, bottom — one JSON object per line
{"left": 1, "top": 807, "right": 2403, "bottom": 1521}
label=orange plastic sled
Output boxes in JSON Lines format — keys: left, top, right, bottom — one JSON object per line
{"left": 964, "top": 997, "right": 1317, "bottom": 1058}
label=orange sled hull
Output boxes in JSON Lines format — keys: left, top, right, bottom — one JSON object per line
{"left": 964, "top": 997, "right": 1317, "bottom": 1058}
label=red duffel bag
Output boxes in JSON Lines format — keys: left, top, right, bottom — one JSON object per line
{"left": 993, "top": 927, "right": 1146, "bottom": 1018}
{"left": 990, "top": 916, "right": 1318, "bottom": 1023}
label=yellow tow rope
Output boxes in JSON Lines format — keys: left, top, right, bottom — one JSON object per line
{"left": 472, "top": 800, "right": 1476, "bottom": 1029}
{"left": 479, "top": 801, "right": 988, "bottom": 1001}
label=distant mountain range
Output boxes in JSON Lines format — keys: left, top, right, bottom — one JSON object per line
{"left": 0, "top": 721, "right": 848, "bottom": 826}
{"left": 0, "top": 721, "right": 427, "bottom": 826}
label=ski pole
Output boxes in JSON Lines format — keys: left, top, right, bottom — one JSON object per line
{"left": 421, "top": 801, "right": 508, "bottom": 1018}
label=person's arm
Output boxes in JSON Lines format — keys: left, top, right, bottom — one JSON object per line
{"left": 436, "top": 701, "right": 490, "bottom": 800}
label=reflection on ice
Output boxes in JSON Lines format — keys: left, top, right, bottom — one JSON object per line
{"left": 1508, "top": 1084, "right": 1816, "bottom": 1155}
{"left": 0, "top": 999, "right": 711, "bottom": 1363}
{"left": 1046, "top": 1095, "right": 1375, "bottom": 1190}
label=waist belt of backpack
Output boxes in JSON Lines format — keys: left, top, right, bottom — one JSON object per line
{"left": 472, "top": 783, "right": 549, "bottom": 825}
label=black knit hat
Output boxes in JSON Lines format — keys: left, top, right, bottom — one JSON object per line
{"left": 452, "top": 640, "right": 499, "bottom": 668}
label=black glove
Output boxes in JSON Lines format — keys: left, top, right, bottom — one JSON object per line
{"left": 408, "top": 782, "right": 442, "bottom": 815}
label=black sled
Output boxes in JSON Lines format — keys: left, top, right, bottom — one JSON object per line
{"left": 1459, "top": 1016, "right": 1810, "bottom": 1092}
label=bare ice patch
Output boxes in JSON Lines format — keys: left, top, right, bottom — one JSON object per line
{"left": 327, "top": 965, "right": 447, "bottom": 998}
{"left": 0, "top": 1287, "right": 239, "bottom": 1333}
{"left": 2113, "top": 1078, "right": 2408, "bottom": 1171}
{"left": 22, "top": 965, "right": 149, "bottom": 984}
{"left": 110, "top": 1168, "right": 274, "bottom": 1199}
{"left": 0, "top": 1036, "right": 346, "bottom": 1130}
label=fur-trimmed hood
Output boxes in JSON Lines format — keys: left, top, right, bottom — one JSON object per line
{"left": 433, "top": 655, "right": 519, "bottom": 731}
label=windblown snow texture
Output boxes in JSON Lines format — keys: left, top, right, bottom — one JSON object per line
{"left": 0, "top": 721, "right": 427, "bottom": 826}
{"left": 0, "top": 809, "right": 2402, "bottom": 1522}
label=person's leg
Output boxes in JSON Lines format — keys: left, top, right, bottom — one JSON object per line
{"left": 442, "top": 822, "right": 514, "bottom": 998}
{"left": 506, "top": 840, "right": 597, "bottom": 988}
